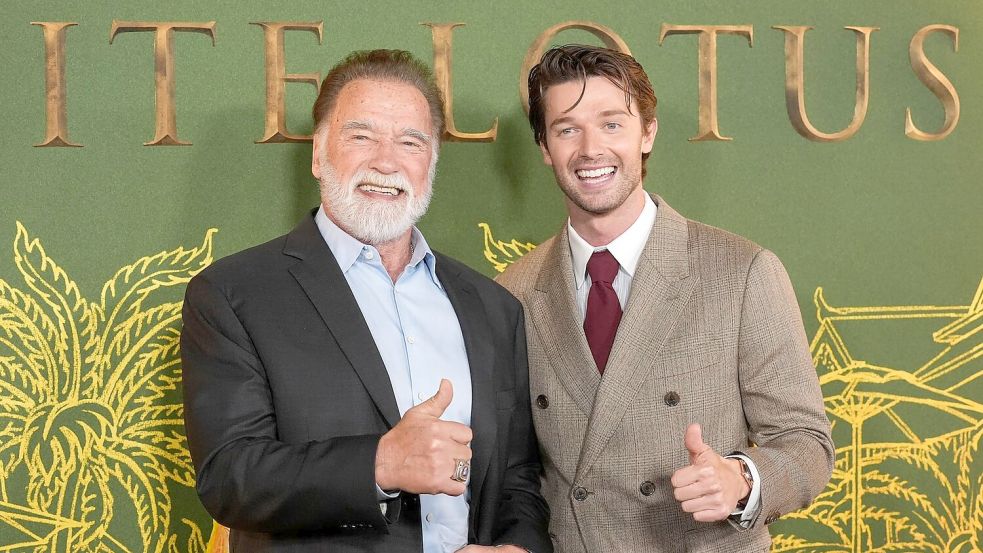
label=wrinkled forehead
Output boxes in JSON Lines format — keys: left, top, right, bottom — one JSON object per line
{"left": 338, "top": 79, "right": 430, "bottom": 121}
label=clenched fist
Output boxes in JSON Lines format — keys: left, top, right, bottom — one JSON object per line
{"left": 375, "top": 379, "right": 473, "bottom": 496}
{"left": 670, "top": 423, "right": 750, "bottom": 522}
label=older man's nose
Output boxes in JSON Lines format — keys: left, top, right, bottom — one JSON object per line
{"left": 368, "top": 140, "right": 399, "bottom": 174}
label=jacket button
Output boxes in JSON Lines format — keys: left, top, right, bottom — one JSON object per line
{"left": 664, "top": 391, "right": 680, "bottom": 406}
{"left": 765, "top": 512, "right": 780, "bottom": 525}
{"left": 572, "top": 486, "right": 589, "bottom": 501}
{"left": 639, "top": 481, "right": 657, "bottom": 496}
{"left": 536, "top": 394, "right": 549, "bottom": 409}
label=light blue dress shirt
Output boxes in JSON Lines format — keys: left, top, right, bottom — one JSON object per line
{"left": 315, "top": 207, "right": 473, "bottom": 552}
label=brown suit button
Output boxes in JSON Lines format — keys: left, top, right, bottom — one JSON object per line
{"left": 572, "top": 486, "right": 589, "bottom": 501}
{"left": 640, "top": 481, "right": 657, "bottom": 496}
{"left": 765, "top": 512, "right": 780, "bottom": 525}
{"left": 536, "top": 394, "right": 549, "bottom": 409}
{"left": 664, "top": 391, "right": 680, "bottom": 406}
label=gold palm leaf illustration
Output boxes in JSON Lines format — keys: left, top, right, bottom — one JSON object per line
{"left": 0, "top": 223, "right": 215, "bottom": 553}
{"left": 479, "top": 222, "right": 536, "bottom": 273}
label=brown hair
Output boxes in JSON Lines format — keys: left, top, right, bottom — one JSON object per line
{"left": 528, "top": 45, "right": 657, "bottom": 175}
{"left": 312, "top": 49, "right": 445, "bottom": 140}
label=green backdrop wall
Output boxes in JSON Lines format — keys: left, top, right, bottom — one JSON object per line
{"left": 1, "top": 1, "right": 980, "bottom": 552}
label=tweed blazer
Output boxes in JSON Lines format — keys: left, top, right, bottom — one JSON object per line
{"left": 496, "top": 195, "right": 833, "bottom": 553}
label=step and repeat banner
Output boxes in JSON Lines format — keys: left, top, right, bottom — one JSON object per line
{"left": 1, "top": 1, "right": 980, "bottom": 552}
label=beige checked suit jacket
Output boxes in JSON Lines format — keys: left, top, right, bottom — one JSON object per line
{"left": 496, "top": 195, "right": 834, "bottom": 553}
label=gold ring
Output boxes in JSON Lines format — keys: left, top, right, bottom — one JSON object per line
{"left": 450, "top": 458, "right": 470, "bottom": 482}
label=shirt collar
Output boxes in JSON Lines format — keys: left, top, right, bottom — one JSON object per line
{"left": 314, "top": 205, "right": 440, "bottom": 288}
{"left": 568, "top": 193, "right": 657, "bottom": 289}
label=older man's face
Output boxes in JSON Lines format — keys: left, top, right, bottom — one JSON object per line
{"left": 312, "top": 78, "right": 437, "bottom": 245}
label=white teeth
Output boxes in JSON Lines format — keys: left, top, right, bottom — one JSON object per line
{"left": 576, "top": 167, "right": 615, "bottom": 179}
{"left": 359, "top": 184, "right": 400, "bottom": 196}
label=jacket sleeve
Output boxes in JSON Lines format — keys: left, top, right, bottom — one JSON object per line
{"left": 735, "top": 249, "right": 835, "bottom": 529}
{"left": 491, "top": 305, "right": 553, "bottom": 552}
{"left": 181, "top": 274, "right": 395, "bottom": 534}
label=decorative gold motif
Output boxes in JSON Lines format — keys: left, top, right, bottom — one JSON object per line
{"left": 906, "top": 24, "right": 961, "bottom": 141}
{"left": 31, "top": 22, "right": 82, "bottom": 148}
{"left": 479, "top": 223, "right": 536, "bottom": 274}
{"left": 423, "top": 23, "right": 498, "bottom": 143}
{"left": 0, "top": 223, "right": 216, "bottom": 552}
{"left": 658, "top": 24, "right": 754, "bottom": 142}
{"left": 479, "top": 224, "right": 982, "bottom": 552}
{"left": 773, "top": 25, "right": 879, "bottom": 142}
{"left": 773, "top": 281, "right": 983, "bottom": 552}
{"left": 251, "top": 21, "right": 323, "bottom": 144}
{"left": 109, "top": 21, "right": 217, "bottom": 146}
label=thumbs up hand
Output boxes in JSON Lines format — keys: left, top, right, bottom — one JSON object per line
{"left": 670, "top": 423, "right": 751, "bottom": 522}
{"left": 375, "top": 379, "right": 473, "bottom": 496}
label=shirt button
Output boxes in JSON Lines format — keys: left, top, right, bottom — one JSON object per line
{"left": 364, "top": 251, "right": 374, "bottom": 260}
{"left": 664, "top": 391, "right": 680, "bottom": 406}
{"left": 418, "top": 391, "right": 427, "bottom": 401}
{"left": 407, "top": 336, "right": 416, "bottom": 344}
{"left": 425, "top": 512, "right": 434, "bottom": 523}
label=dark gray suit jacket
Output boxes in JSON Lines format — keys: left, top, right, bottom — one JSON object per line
{"left": 181, "top": 212, "right": 551, "bottom": 552}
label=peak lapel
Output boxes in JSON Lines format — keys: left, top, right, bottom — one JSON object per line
{"left": 283, "top": 214, "right": 401, "bottom": 429}
{"left": 529, "top": 230, "right": 600, "bottom": 417}
{"left": 576, "top": 196, "right": 700, "bottom": 479}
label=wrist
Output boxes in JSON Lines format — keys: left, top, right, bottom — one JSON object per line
{"left": 730, "top": 457, "right": 753, "bottom": 504}
{"left": 375, "top": 433, "right": 395, "bottom": 491}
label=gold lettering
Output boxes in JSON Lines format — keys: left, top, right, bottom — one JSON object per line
{"left": 251, "top": 22, "right": 323, "bottom": 144}
{"left": 520, "top": 21, "right": 632, "bottom": 113}
{"left": 32, "top": 22, "right": 81, "bottom": 147}
{"left": 659, "top": 25, "right": 753, "bottom": 142}
{"left": 905, "top": 25, "right": 960, "bottom": 141}
{"left": 110, "top": 21, "right": 216, "bottom": 146}
{"left": 774, "top": 25, "right": 878, "bottom": 142}
{"left": 423, "top": 22, "right": 497, "bottom": 143}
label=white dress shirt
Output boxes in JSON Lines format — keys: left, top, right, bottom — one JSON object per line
{"left": 566, "top": 194, "right": 762, "bottom": 526}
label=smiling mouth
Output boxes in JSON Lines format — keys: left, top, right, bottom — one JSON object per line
{"left": 357, "top": 183, "right": 403, "bottom": 197}
{"left": 575, "top": 166, "right": 617, "bottom": 183}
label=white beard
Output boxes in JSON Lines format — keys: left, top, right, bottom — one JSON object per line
{"left": 318, "top": 160, "right": 434, "bottom": 245}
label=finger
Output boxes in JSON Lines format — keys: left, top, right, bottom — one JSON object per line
{"left": 684, "top": 423, "right": 709, "bottom": 464}
{"left": 441, "top": 478, "right": 468, "bottom": 497}
{"left": 447, "top": 443, "right": 472, "bottom": 463}
{"left": 441, "top": 420, "right": 473, "bottom": 444}
{"left": 692, "top": 506, "right": 732, "bottom": 522}
{"left": 413, "top": 379, "right": 454, "bottom": 417}
{"left": 673, "top": 476, "right": 723, "bottom": 502}
{"left": 680, "top": 493, "right": 724, "bottom": 514}
{"left": 670, "top": 465, "right": 704, "bottom": 489}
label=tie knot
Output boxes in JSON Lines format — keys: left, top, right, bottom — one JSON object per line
{"left": 586, "top": 250, "right": 619, "bottom": 284}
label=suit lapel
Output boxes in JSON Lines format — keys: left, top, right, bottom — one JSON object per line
{"left": 283, "top": 214, "right": 401, "bottom": 429}
{"left": 529, "top": 230, "right": 601, "bottom": 417}
{"left": 434, "top": 257, "right": 495, "bottom": 536}
{"left": 576, "top": 196, "right": 700, "bottom": 479}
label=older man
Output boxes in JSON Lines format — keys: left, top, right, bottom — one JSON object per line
{"left": 181, "top": 50, "right": 550, "bottom": 553}
{"left": 496, "top": 45, "right": 833, "bottom": 552}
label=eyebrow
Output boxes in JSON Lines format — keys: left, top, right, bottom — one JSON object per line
{"left": 341, "top": 120, "right": 373, "bottom": 132}
{"left": 549, "top": 109, "right": 631, "bottom": 129}
{"left": 402, "top": 128, "right": 432, "bottom": 145}
{"left": 341, "top": 120, "right": 431, "bottom": 145}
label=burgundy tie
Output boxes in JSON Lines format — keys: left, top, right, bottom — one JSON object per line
{"left": 583, "top": 250, "right": 622, "bottom": 374}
